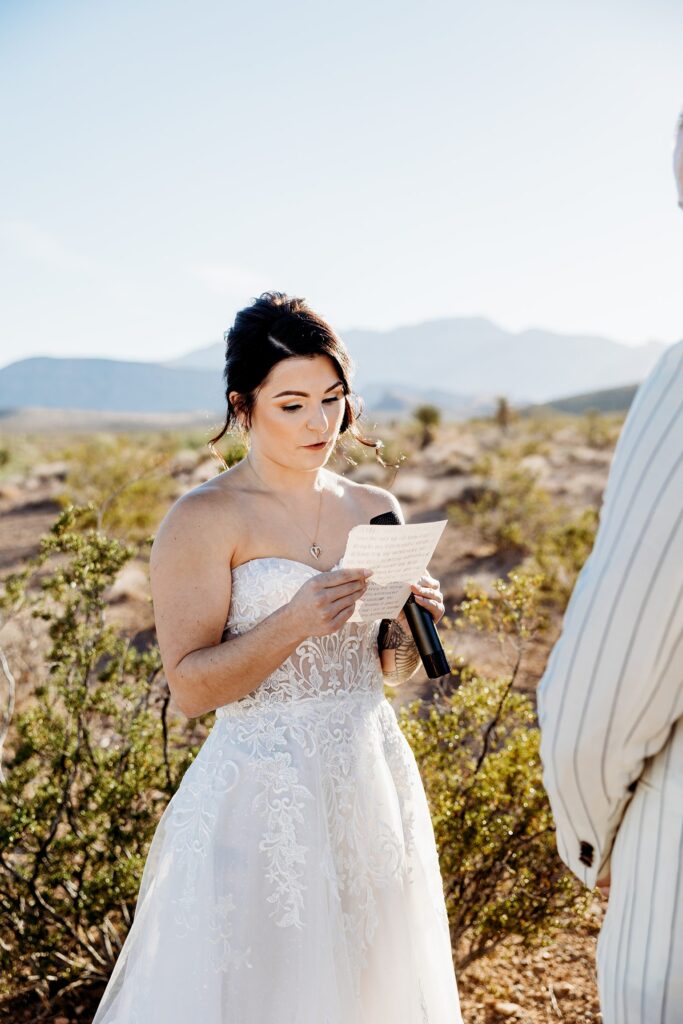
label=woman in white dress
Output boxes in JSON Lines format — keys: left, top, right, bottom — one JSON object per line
{"left": 92, "top": 291, "right": 463, "bottom": 1023}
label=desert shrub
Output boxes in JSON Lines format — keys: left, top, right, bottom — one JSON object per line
{"left": 206, "top": 431, "right": 249, "bottom": 468}
{"left": 57, "top": 435, "right": 180, "bottom": 541}
{"left": 521, "top": 412, "right": 573, "bottom": 444}
{"left": 175, "top": 427, "right": 233, "bottom": 457}
{"left": 0, "top": 505, "right": 200, "bottom": 1004}
{"left": 413, "top": 403, "right": 441, "bottom": 449}
{"left": 399, "top": 572, "right": 590, "bottom": 968}
{"left": 0, "top": 497, "right": 591, "bottom": 1009}
{"left": 493, "top": 396, "right": 513, "bottom": 434}
{"left": 0, "top": 436, "right": 47, "bottom": 481}
{"left": 449, "top": 454, "right": 560, "bottom": 559}
{"left": 580, "top": 410, "right": 618, "bottom": 450}
{"left": 449, "top": 443, "right": 599, "bottom": 607}
{"left": 518, "top": 438, "right": 550, "bottom": 458}
{"left": 335, "top": 426, "right": 409, "bottom": 479}
{"left": 530, "top": 506, "right": 599, "bottom": 606}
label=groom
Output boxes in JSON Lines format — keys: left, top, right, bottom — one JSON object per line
{"left": 537, "top": 109, "right": 683, "bottom": 1022}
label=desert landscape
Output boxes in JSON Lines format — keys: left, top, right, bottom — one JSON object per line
{"left": 0, "top": 403, "right": 622, "bottom": 1022}
{"left": 5, "top": 1, "right": 682, "bottom": 1014}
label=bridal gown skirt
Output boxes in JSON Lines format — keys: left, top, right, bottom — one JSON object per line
{"left": 92, "top": 557, "right": 462, "bottom": 1023}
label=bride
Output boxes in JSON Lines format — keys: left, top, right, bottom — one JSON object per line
{"left": 92, "top": 291, "right": 463, "bottom": 1023}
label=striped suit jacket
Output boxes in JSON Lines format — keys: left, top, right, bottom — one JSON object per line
{"left": 537, "top": 339, "right": 683, "bottom": 889}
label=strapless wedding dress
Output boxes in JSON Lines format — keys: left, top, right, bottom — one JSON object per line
{"left": 92, "top": 557, "right": 462, "bottom": 1023}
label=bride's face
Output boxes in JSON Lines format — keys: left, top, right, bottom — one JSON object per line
{"left": 231, "top": 354, "right": 347, "bottom": 467}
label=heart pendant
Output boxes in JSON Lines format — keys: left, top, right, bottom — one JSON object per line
{"left": 310, "top": 544, "right": 321, "bottom": 559}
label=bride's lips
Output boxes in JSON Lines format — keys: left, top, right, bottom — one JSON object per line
{"left": 303, "top": 440, "right": 330, "bottom": 449}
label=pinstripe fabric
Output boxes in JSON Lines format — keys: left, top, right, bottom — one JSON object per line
{"left": 537, "top": 340, "right": 683, "bottom": 1019}
{"left": 596, "top": 726, "right": 683, "bottom": 1022}
{"left": 538, "top": 339, "right": 683, "bottom": 881}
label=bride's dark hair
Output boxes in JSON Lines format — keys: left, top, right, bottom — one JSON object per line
{"left": 208, "top": 291, "right": 393, "bottom": 469}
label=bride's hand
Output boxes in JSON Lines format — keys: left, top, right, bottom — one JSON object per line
{"left": 286, "top": 567, "right": 373, "bottom": 639}
{"left": 398, "top": 571, "right": 444, "bottom": 632}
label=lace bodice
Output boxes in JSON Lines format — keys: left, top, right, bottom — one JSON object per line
{"left": 217, "top": 557, "right": 384, "bottom": 715}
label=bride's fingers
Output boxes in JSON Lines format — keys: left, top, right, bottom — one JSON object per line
{"left": 412, "top": 591, "right": 444, "bottom": 624}
{"left": 411, "top": 581, "right": 443, "bottom": 604}
{"left": 411, "top": 575, "right": 439, "bottom": 594}
{"left": 329, "top": 581, "right": 367, "bottom": 605}
{"left": 413, "top": 594, "right": 442, "bottom": 609}
{"left": 333, "top": 599, "right": 362, "bottom": 626}
{"left": 412, "top": 583, "right": 440, "bottom": 597}
{"left": 332, "top": 582, "right": 368, "bottom": 606}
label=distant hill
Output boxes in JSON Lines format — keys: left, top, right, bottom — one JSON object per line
{"left": 0, "top": 406, "right": 219, "bottom": 435}
{"left": 527, "top": 384, "right": 639, "bottom": 416}
{"left": 0, "top": 357, "right": 484, "bottom": 420}
{"left": 1, "top": 319, "right": 673, "bottom": 418}
{"left": 168, "top": 341, "right": 224, "bottom": 371}
{"left": 168, "top": 317, "right": 669, "bottom": 404}
{"left": 0, "top": 355, "right": 485, "bottom": 422}
{"left": 358, "top": 382, "right": 493, "bottom": 420}
{"left": 0, "top": 357, "right": 224, "bottom": 414}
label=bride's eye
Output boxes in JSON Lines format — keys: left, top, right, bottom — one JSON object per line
{"left": 282, "top": 396, "right": 342, "bottom": 413}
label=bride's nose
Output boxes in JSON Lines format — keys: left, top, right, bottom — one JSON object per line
{"left": 307, "top": 404, "right": 329, "bottom": 433}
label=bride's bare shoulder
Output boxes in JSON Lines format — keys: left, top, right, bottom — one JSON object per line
{"left": 151, "top": 464, "right": 247, "bottom": 564}
{"left": 332, "top": 471, "right": 405, "bottom": 524}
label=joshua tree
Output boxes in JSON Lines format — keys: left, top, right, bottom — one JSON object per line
{"left": 413, "top": 403, "right": 441, "bottom": 449}
{"left": 494, "top": 395, "right": 512, "bottom": 435}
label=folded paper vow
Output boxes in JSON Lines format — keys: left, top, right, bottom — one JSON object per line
{"left": 338, "top": 520, "right": 447, "bottom": 623}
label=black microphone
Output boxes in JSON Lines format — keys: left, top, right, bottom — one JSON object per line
{"left": 370, "top": 511, "right": 451, "bottom": 679}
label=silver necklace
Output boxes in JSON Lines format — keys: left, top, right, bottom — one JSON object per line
{"left": 246, "top": 453, "right": 324, "bottom": 560}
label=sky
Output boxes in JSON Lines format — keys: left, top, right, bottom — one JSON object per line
{"left": 1, "top": 0, "right": 682, "bottom": 370}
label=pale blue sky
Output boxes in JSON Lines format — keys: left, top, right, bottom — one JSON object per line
{"left": 1, "top": 0, "right": 682, "bottom": 369}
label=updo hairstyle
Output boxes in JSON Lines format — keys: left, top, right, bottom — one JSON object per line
{"left": 208, "top": 291, "right": 391, "bottom": 468}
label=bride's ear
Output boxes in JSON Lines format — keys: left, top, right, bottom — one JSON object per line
{"left": 229, "top": 391, "right": 247, "bottom": 431}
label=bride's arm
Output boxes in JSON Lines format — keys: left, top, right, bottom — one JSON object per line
{"left": 151, "top": 487, "right": 369, "bottom": 719}
{"left": 378, "top": 613, "right": 421, "bottom": 686}
{"left": 379, "top": 572, "right": 446, "bottom": 684}
{"left": 150, "top": 489, "right": 309, "bottom": 719}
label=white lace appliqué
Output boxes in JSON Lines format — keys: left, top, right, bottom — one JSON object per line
{"left": 92, "top": 558, "right": 462, "bottom": 1024}
{"left": 171, "top": 558, "right": 426, "bottom": 988}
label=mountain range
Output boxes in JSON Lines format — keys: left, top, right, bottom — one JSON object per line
{"left": 168, "top": 318, "right": 666, "bottom": 403}
{"left": 0, "top": 317, "right": 672, "bottom": 419}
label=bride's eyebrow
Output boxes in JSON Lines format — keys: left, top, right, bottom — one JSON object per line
{"left": 272, "top": 380, "right": 343, "bottom": 398}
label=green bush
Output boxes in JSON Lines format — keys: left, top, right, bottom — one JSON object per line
{"left": 206, "top": 432, "right": 249, "bottom": 469}
{"left": 0, "top": 505, "right": 200, "bottom": 1003}
{"left": 531, "top": 506, "right": 599, "bottom": 605}
{"left": 399, "top": 572, "right": 590, "bottom": 968}
{"left": 0, "top": 436, "right": 45, "bottom": 481}
{"left": 448, "top": 445, "right": 599, "bottom": 610}
{"left": 0, "top": 502, "right": 591, "bottom": 1009}
{"left": 57, "top": 435, "right": 179, "bottom": 541}
{"left": 449, "top": 455, "right": 560, "bottom": 560}
{"left": 413, "top": 403, "right": 442, "bottom": 449}
{"left": 332, "top": 429, "right": 409, "bottom": 480}
{"left": 580, "top": 410, "right": 615, "bottom": 450}
{"left": 493, "top": 396, "right": 513, "bottom": 434}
